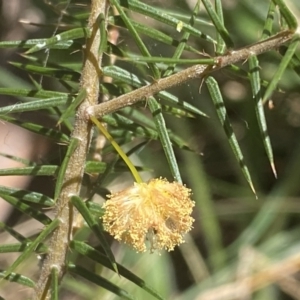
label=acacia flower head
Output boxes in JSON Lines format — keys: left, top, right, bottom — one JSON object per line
{"left": 102, "top": 178, "right": 195, "bottom": 252}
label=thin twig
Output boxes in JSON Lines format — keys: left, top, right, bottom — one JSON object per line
{"left": 87, "top": 30, "right": 295, "bottom": 119}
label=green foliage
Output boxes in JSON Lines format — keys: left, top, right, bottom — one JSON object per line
{"left": 0, "top": 0, "right": 300, "bottom": 299}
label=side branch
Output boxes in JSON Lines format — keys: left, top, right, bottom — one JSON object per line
{"left": 87, "top": 30, "right": 295, "bottom": 118}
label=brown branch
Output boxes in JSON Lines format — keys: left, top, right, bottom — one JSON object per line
{"left": 87, "top": 30, "right": 295, "bottom": 119}
{"left": 33, "top": 1, "right": 108, "bottom": 299}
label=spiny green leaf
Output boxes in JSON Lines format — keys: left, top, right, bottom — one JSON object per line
{"left": 273, "top": 0, "right": 298, "bottom": 30}
{"left": 205, "top": 76, "right": 256, "bottom": 197}
{"left": 9, "top": 61, "right": 80, "bottom": 81}
{"left": 119, "top": 0, "right": 216, "bottom": 44}
{"left": 102, "top": 65, "right": 148, "bottom": 87}
{"left": 202, "top": 0, "right": 234, "bottom": 48}
{"left": 263, "top": 35, "right": 300, "bottom": 104}
{"left": 0, "top": 193, "right": 53, "bottom": 224}
{"left": 54, "top": 138, "right": 79, "bottom": 200}
{"left": 51, "top": 267, "right": 59, "bottom": 300}
{"left": 25, "top": 27, "right": 90, "bottom": 54}
{"left": 20, "top": 53, "right": 82, "bottom": 72}
{"left": 248, "top": 55, "right": 277, "bottom": 177}
{"left": 0, "top": 165, "right": 59, "bottom": 177}
{"left": 85, "top": 156, "right": 120, "bottom": 201}
{"left": 148, "top": 97, "right": 182, "bottom": 182}
{"left": 0, "top": 163, "right": 108, "bottom": 178}
{"left": 279, "top": 45, "right": 300, "bottom": 77}
{"left": 0, "top": 186, "right": 54, "bottom": 207}
{"left": 85, "top": 202, "right": 105, "bottom": 218}
{"left": 0, "top": 115, "right": 70, "bottom": 143}
{"left": 70, "top": 196, "right": 118, "bottom": 274}
{"left": 120, "top": 55, "right": 214, "bottom": 65}
{"left": 85, "top": 161, "right": 107, "bottom": 173}
{"left": 163, "top": 0, "right": 200, "bottom": 77}
{"left": 110, "top": 0, "right": 160, "bottom": 79}
{"left": 0, "top": 222, "right": 28, "bottom": 243}
{"left": 0, "top": 87, "right": 70, "bottom": 100}
{"left": 0, "top": 152, "right": 33, "bottom": 166}
{"left": 57, "top": 89, "right": 86, "bottom": 125}
{"left": 0, "top": 271, "right": 35, "bottom": 288}
{"left": 227, "top": 65, "right": 278, "bottom": 90}
{"left": 1, "top": 219, "right": 59, "bottom": 281}
{"left": 70, "top": 241, "right": 165, "bottom": 300}
{"left": 103, "top": 111, "right": 191, "bottom": 150}
{"left": 109, "top": 16, "right": 201, "bottom": 54}
{"left": 120, "top": 107, "right": 194, "bottom": 148}
{"left": 262, "top": 2, "right": 277, "bottom": 39}
{"left": 162, "top": 105, "right": 195, "bottom": 118}
{"left": 159, "top": 7, "right": 213, "bottom": 28}
{"left": 158, "top": 91, "right": 208, "bottom": 118}
{"left": 68, "top": 264, "right": 136, "bottom": 300}
{"left": 214, "top": 0, "right": 226, "bottom": 54}
{"left": 103, "top": 114, "right": 159, "bottom": 140}
{"left": 0, "top": 39, "right": 74, "bottom": 50}
{"left": 97, "top": 13, "right": 108, "bottom": 54}
{"left": 0, "top": 242, "right": 47, "bottom": 254}
{"left": 0, "top": 96, "right": 72, "bottom": 115}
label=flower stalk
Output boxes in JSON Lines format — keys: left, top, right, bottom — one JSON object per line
{"left": 90, "top": 115, "right": 143, "bottom": 183}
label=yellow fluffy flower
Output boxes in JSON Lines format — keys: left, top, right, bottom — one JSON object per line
{"left": 102, "top": 178, "right": 195, "bottom": 252}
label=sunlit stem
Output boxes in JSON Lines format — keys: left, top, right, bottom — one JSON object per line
{"left": 90, "top": 116, "right": 143, "bottom": 183}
